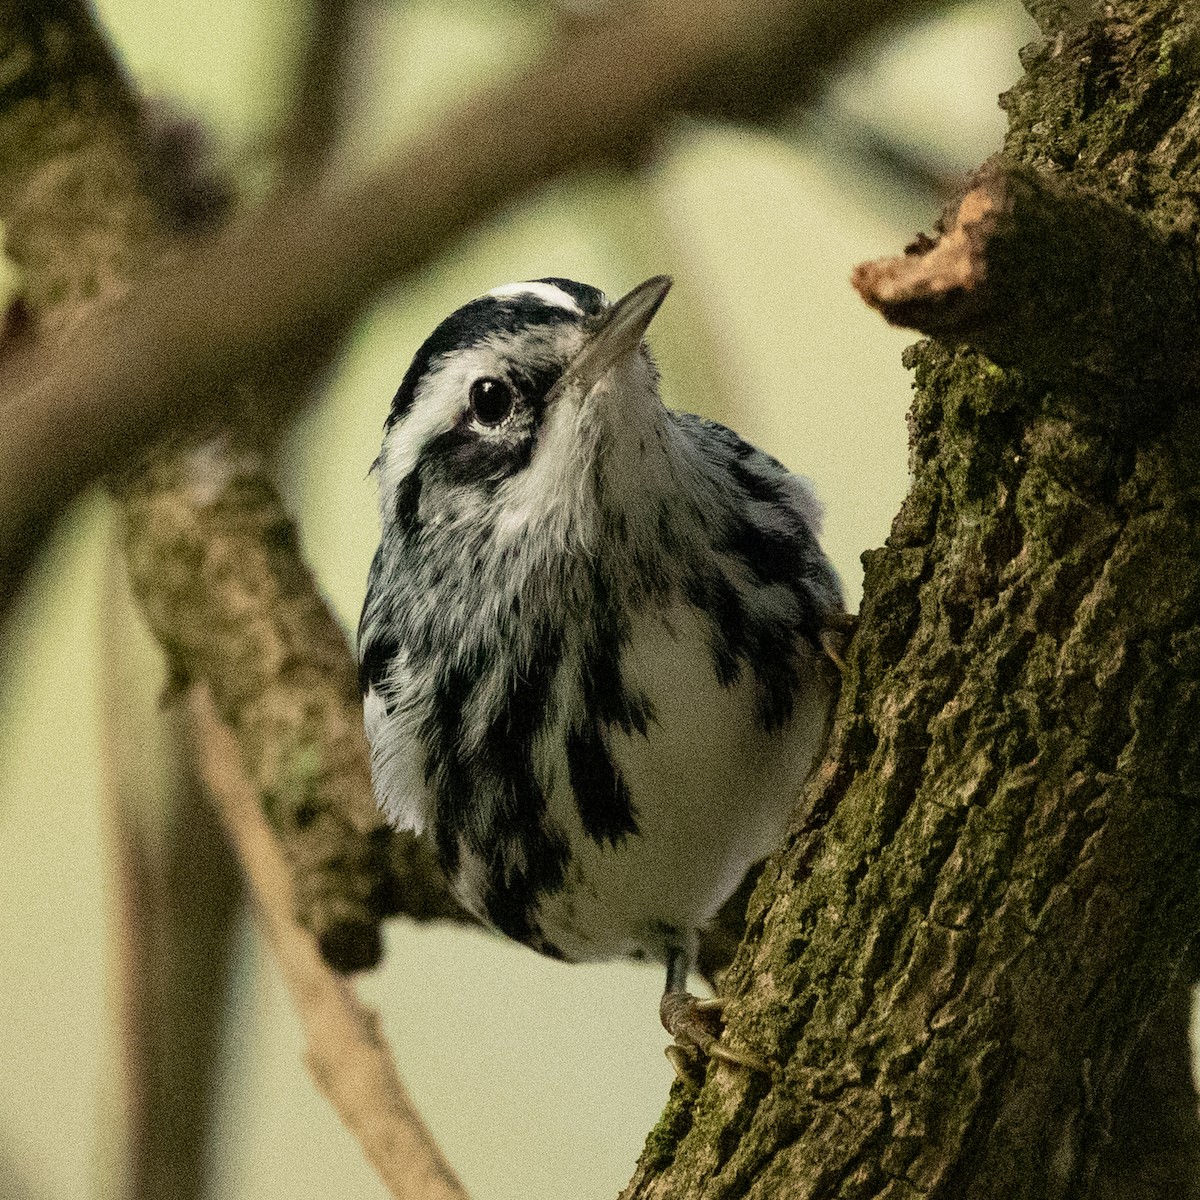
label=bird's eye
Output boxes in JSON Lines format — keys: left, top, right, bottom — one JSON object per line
{"left": 468, "top": 377, "right": 515, "bottom": 426}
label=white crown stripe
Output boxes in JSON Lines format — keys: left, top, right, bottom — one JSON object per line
{"left": 485, "top": 281, "right": 584, "bottom": 313}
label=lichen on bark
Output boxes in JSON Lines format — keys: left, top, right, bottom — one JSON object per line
{"left": 625, "top": 2, "right": 1200, "bottom": 1196}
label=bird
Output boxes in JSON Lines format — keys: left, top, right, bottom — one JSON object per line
{"left": 358, "top": 275, "right": 845, "bottom": 1076}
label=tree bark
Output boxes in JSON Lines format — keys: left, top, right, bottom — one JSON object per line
{"left": 623, "top": 1, "right": 1200, "bottom": 1196}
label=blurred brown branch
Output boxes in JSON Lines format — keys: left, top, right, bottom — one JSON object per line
{"left": 275, "top": 0, "right": 361, "bottom": 183}
{"left": 0, "top": 0, "right": 941, "bottom": 613}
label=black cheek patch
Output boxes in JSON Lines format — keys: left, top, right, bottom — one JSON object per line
{"left": 423, "top": 422, "right": 536, "bottom": 488}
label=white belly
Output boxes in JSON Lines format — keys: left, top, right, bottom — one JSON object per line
{"left": 533, "top": 602, "right": 832, "bottom": 964}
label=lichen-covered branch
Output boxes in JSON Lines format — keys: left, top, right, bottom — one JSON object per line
{"left": 119, "top": 438, "right": 462, "bottom": 968}
{"left": 851, "top": 157, "right": 1200, "bottom": 399}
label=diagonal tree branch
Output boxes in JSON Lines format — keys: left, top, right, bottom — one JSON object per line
{"left": 187, "top": 683, "right": 470, "bottom": 1200}
{"left": 118, "top": 437, "right": 461, "bottom": 968}
{"left": 0, "top": 0, "right": 945, "bottom": 614}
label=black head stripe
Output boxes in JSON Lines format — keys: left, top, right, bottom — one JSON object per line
{"left": 386, "top": 285, "right": 591, "bottom": 430}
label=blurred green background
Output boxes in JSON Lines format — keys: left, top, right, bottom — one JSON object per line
{"left": 0, "top": 2, "right": 1037, "bottom": 1197}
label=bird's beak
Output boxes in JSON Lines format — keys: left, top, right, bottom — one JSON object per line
{"left": 558, "top": 275, "right": 673, "bottom": 399}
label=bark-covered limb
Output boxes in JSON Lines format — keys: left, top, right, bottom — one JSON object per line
{"left": 851, "top": 156, "right": 1200, "bottom": 400}
{"left": 119, "top": 441, "right": 472, "bottom": 967}
{"left": 0, "top": 0, "right": 945, "bottom": 612}
{"left": 187, "top": 684, "right": 470, "bottom": 1200}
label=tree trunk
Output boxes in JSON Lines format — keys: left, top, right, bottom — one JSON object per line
{"left": 624, "top": 1, "right": 1200, "bottom": 1196}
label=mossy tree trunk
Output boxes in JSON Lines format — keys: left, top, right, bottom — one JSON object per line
{"left": 624, "top": 2, "right": 1200, "bottom": 1196}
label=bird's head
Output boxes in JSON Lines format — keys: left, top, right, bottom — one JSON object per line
{"left": 373, "top": 276, "right": 673, "bottom": 543}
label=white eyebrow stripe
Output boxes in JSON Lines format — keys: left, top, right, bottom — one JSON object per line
{"left": 485, "top": 281, "right": 583, "bottom": 313}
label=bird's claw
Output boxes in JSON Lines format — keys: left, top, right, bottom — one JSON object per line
{"left": 660, "top": 990, "right": 768, "bottom": 1085}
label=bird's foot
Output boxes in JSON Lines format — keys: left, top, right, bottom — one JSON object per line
{"left": 660, "top": 991, "right": 768, "bottom": 1086}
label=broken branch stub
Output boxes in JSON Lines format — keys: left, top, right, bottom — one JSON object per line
{"left": 853, "top": 157, "right": 1200, "bottom": 402}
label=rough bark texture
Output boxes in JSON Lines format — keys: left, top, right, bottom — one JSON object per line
{"left": 624, "top": 2, "right": 1200, "bottom": 1197}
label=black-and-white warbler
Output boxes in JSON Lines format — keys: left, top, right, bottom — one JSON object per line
{"left": 359, "top": 276, "right": 845, "bottom": 1073}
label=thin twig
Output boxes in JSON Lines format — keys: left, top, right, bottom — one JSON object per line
{"left": 187, "top": 684, "right": 470, "bottom": 1200}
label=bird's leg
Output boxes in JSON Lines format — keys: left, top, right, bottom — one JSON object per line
{"left": 660, "top": 944, "right": 767, "bottom": 1085}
